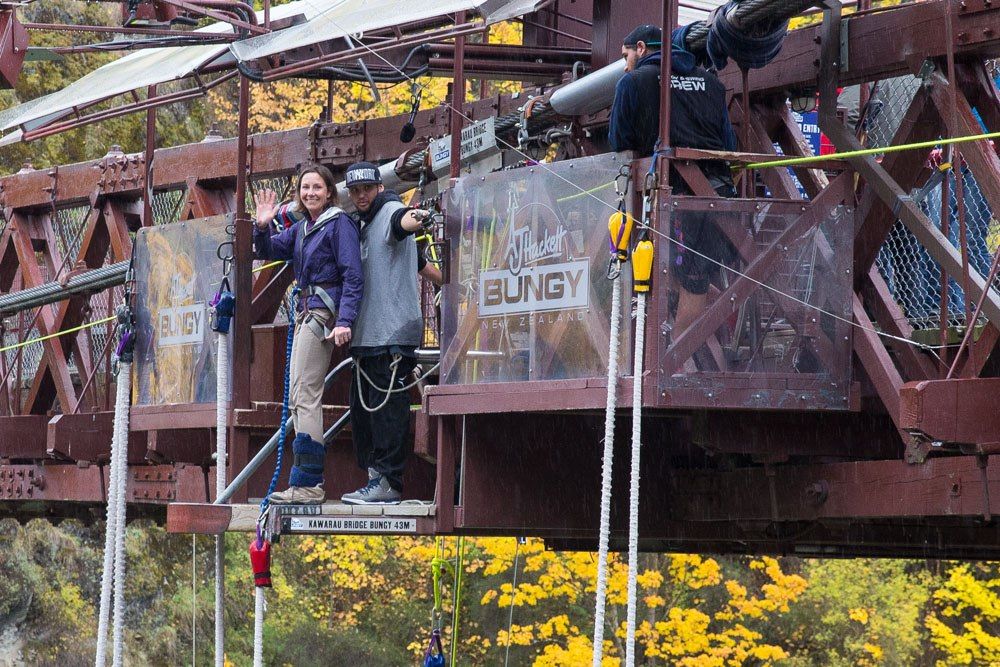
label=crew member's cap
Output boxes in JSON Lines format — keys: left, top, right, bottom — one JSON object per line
{"left": 623, "top": 24, "right": 662, "bottom": 48}
{"left": 345, "top": 162, "right": 382, "bottom": 187}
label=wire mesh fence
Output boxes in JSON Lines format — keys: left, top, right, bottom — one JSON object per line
{"left": 864, "top": 75, "right": 1000, "bottom": 331}
{"left": 53, "top": 205, "right": 91, "bottom": 269}
{"left": 152, "top": 188, "right": 186, "bottom": 225}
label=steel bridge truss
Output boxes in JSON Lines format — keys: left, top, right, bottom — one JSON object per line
{"left": 1, "top": 0, "right": 999, "bottom": 558}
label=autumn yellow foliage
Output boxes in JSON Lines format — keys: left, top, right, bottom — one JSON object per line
{"left": 476, "top": 540, "right": 806, "bottom": 665}
{"left": 925, "top": 563, "right": 1000, "bottom": 666}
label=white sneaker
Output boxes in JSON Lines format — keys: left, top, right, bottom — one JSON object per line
{"left": 268, "top": 485, "right": 325, "bottom": 505}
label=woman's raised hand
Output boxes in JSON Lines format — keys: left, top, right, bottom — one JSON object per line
{"left": 254, "top": 189, "right": 279, "bottom": 229}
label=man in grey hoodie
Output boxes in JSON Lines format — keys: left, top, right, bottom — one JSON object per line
{"left": 341, "top": 162, "right": 434, "bottom": 505}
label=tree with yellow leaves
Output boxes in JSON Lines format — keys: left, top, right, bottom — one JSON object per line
{"left": 476, "top": 539, "right": 807, "bottom": 666}
{"left": 925, "top": 563, "right": 1000, "bottom": 666}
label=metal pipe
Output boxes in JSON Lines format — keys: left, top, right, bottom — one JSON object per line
{"left": 938, "top": 157, "right": 951, "bottom": 374}
{"left": 451, "top": 11, "right": 467, "bottom": 181}
{"left": 956, "top": 158, "right": 973, "bottom": 337}
{"left": 741, "top": 67, "right": 752, "bottom": 197}
{"left": 946, "top": 244, "right": 1000, "bottom": 379}
{"left": 233, "top": 73, "right": 252, "bottom": 414}
{"left": 659, "top": 0, "right": 677, "bottom": 190}
{"left": 158, "top": 0, "right": 264, "bottom": 35}
{"left": 143, "top": 85, "right": 156, "bottom": 227}
{"left": 943, "top": 2, "right": 974, "bottom": 342}
{"left": 22, "top": 22, "right": 230, "bottom": 37}
{"left": 547, "top": 60, "right": 624, "bottom": 116}
{"left": 259, "top": 22, "right": 485, "bottom": 81}
{"left": 428, "top": 58, "right": 568, "bottom": 80}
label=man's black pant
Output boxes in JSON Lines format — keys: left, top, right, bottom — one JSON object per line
{"left": 349, "top": 352, "right": 416, "bottom": 492}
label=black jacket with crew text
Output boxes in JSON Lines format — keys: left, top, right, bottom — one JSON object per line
{"left": 609, "top": 50, "right": 736, "bottom": 184}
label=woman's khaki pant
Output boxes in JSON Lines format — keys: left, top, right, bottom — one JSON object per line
{"left": 289, "top": 308, "right": 334, "bottom": 443}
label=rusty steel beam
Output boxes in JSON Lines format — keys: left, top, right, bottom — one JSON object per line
{"left": 900, "top": 377, "right": 1000, "bottom": 448}
{"left": 0, "top": 415, "right": 49, "bottom": 459}
{"left": 693, "top": 410, "right": 902, "bottom": 460}
{"left": 720, "top": 0, "right": 1000, "bottom": 97}
{"left": 665, "top": 454, "right": 1000, "bottom": 521}
{"left": 548, "top": 520, "right": 1000, "bottom": 560}
{"left": 851, "top": 292, "right": 904, "bottom": 430}
{"left": 46, "top": 412, "right": 115, "bottom": 462}
{"left": 852, "top": 88, "right": 940, "bottom": 272}
{"left": 861, "top": 268, "right": 938, "bottom": 381}
{"left": 0, "top": 96, "right": 512, "bottom": 210}
{"left": 8, "top": 212, "right": 78, "bottom": 414}
{"left": 0, "top": 462, "right": 208, "bottom": 504}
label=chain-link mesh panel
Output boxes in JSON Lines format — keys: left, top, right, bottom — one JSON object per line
{"left": 866, "top": 75, "right": 1000, "bottom": 330}
{"left": 250, "top": 174, "right": 295, "bottom": 292}
{"left": 54, "top": 205, "right": 90, "bottom": 267}
{"left": 2, "top": 315, "right": 43, "bottom": 392}
{"left": 152, "top": 188, "right": 186, "bottom": 225}
{"left": 248, "top": 174, "right": 294, "bottom": 215}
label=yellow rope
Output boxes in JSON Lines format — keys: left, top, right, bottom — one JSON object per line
{"left": 744, "top": 129, "right": 1000, "bottom": 170}
{"left": 556, "top": 180, "right": 615, "bottom": 203}
{"left": 252, "top": 260, "right": 286, "bottom": 273}
{"left": 0, "top": 314, "right": 117, "bottom": 354}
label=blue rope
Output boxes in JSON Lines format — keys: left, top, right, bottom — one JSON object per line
{"left": 260, "top": 286, "right": 299, "bottom": 513}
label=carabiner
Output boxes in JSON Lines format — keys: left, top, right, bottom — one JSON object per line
{"left": 614, "top": 164, "right": 631, "bottom": 200}
{"left": 607, "top": 256, "right": 622, "bottom": 281}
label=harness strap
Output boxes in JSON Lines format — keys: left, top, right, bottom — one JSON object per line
{"left": 293, "top": 450, "right": 325, "bottom": 470}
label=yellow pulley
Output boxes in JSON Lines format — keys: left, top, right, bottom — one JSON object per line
{"left": 608, "top": 210, "right": 636, "bottom": 263}
{"left": 632, "top": 239, "right": 654, "bottom": 293}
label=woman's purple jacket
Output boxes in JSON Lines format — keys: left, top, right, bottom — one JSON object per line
{"left": 253, "top": 207, "right": 364, "bottom": 329}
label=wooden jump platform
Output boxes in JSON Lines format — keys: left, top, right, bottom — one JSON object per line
{"left": 167, "top": 502, "right": 437, "bottom": 538}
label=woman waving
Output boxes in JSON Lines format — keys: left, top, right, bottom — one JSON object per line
{"left": 252, "top": 164, "right": 363, "bottom": 504}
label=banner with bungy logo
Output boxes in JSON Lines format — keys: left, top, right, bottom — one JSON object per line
{"left": 133, "top": 215, "right": 233, "bottom": 405}
{"left": 441, "top": 153, "right": 632, "bottom": 385}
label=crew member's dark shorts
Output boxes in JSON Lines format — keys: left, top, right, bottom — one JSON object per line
{"left": 669, "top": 182, "right": 738, "bottom": 295}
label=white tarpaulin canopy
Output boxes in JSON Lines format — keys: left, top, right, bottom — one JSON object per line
{"left": 229, "top": 0, "right": 546, "bottom": 63}
{"left": 0, "top": 0, "right": 320, "bottom": 135}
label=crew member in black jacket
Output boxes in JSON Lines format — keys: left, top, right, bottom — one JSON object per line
{"left": 610, "top": 24, "right": 739, "bottom": 343}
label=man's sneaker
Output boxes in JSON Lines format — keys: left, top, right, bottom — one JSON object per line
{"left": 268, "top": 485, "right": 325, "bottom": 505}
{"left": 340, "top": 474, "right": 401, "bottom": 505}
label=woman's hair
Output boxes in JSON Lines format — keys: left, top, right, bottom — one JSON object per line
{"left": 292, "top": 163, "right": 339, "bottom": 212}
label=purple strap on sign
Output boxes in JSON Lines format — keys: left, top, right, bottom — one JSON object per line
{"left": 115, "top": 330, "right": 133, "bottom": 357}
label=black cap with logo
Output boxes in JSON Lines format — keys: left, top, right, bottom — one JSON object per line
{"left": 345, "top": 162, "right": 382, "bottom": 187}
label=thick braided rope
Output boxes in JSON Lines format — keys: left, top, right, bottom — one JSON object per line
{"left": 591, "top": 277, "right": 622, "bottom": 666}
{"left": 624, "top": 293, "right": 647, "bottom": 667}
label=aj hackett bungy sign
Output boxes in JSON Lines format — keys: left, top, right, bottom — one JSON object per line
{"left": 158, "top": 275, "right": 206, "bottom": 347}
{"left": 479, "top": 219, "right": 589, "bottom": 317}
{"left": 158, "top": 303, "right": 206, "bottom": 346}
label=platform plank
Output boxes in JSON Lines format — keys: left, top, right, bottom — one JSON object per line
{"left": 167, "top": 501, "right": 436, "bottom": 534}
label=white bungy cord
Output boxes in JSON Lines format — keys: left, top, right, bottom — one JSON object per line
{"left": 253, "top": 586, "right": 266, "bottom": 667}
{"left": 624, "top": 291, "right": 647, "bottom": 667}
{"left": 591, "top": 276, "right": 621, "bottom": 667}
{"left": 96, "top": 362, "right": 132, "bottom": 667}
{"left": 215, "top": 331, "right": 229, "bottom": 667}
